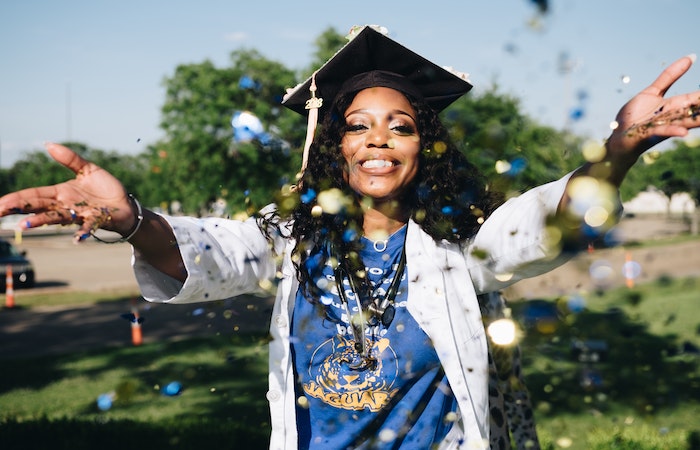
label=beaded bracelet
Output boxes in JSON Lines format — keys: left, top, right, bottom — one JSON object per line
{"left": 91, "top": 194, "right": 144, "bottom": 244}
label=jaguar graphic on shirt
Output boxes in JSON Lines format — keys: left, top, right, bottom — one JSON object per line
{"left": 302, "top": 333, "right": 400, "bottom": 412}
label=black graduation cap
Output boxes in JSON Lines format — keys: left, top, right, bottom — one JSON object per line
{"left": 282, "top": 25, "right": 473, "bottom": 173}
{"left": 281, "top": 25, "right": 473, "bottom": 117}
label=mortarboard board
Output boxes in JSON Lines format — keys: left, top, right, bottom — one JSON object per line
{"left": 281, "top": 25, "right": 473, "bottom": 174}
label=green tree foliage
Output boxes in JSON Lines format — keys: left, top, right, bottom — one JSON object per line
{"left": 10, "top": 151, "right": 73, "bottom": 191}
{"left": 7, "top": 142, "right": 148, "bottom": 198}
{"left": 149, "top": 51, "right": 303, "bottom": 214}
{"left": 306, "top": 27, "right": 349, "bottom": 74}
{"left": 619, "top": 139, "right": 700, "bottom": 204}
{"left": 442, "top": 89, "right": 584, "bottom": 195}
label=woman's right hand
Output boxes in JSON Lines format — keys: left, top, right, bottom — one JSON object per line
{"left": 0, "top": 142, "right": 137, "bottom": 242}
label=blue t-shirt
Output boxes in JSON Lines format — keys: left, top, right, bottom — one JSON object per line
{"left": 291, "top": 226, "right": 457, "bottom": 449}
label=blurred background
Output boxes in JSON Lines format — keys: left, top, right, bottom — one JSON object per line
{"left": 1, "top": 1, "right": 699, "bottom": 449}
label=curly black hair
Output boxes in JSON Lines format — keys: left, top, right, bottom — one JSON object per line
{"left": 261, "top": 88, "right": 503, "bottom": 297}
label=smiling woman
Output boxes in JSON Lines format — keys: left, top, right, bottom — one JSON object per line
{"left": 341, "top": 87, "right": 422, "bottom": 208}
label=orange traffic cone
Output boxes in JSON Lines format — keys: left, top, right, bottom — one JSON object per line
{"left": 624, "top": 251, "right": 635, "bottom": 289}
{"left": 130, "top": 299, "right": 143, "bottom": 346}
{"left": 4, "top": 265, "right": 14, "bottom": 309}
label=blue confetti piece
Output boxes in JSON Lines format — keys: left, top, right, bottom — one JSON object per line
{"left": 162, "top": 381, "right": 183, "bottom": 396}
{"left": 343, "top": 228, "right": 358, "bottom": 242}
{"left": 238, "top": 75, "right": 261, "bottom": 91}
{"left": 569, "top": 106, "right": 585, "bottom": 121}
{"left": 507, "top": 157, "right": 527, "bottom": 176}
{"left": 300, "top": 189, "right": 317, "bottom": 204}
{"left": 97, "top": 393, "right": 114, "bottom": 411}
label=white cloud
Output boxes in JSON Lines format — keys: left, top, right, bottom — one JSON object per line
{"left": 223, "top": 31, "right": 249, "bottom": 43}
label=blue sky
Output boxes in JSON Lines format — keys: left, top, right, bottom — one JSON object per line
{"left": 1, "top": 0, "right": 699, "bottom": 168}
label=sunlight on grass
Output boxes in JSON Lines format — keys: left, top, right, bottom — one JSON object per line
{"left": 10, "top": 289, "right": 141, "bottom": 309}
{"left": 0, "top": 334, "right": 270, "bottom": 424}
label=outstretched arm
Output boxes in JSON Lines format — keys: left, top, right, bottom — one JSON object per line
{"left": 0, "top": 142, "right": 186, "bottom": 281}
{"left": 568, "top": 54, "right": 699, "bottom": 190}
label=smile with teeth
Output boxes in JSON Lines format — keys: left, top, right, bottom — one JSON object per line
{"left": 361, "top": 159, "right": 395, "bottom": 169}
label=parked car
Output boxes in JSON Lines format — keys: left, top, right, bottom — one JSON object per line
{"left": 0, "top": 238, "right": 36, "bottom": 291}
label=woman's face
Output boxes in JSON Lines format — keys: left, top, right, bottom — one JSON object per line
{"left": 340, "top": 87, "right": 421, "bottom": 203}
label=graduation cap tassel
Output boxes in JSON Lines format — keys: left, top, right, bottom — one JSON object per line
{"left": 300, "top": 71, "right": 323, "bottom": 175}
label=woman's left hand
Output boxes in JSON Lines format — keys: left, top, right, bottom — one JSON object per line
{"left": 606, "top": 54, "right": 700, "bottom": 171}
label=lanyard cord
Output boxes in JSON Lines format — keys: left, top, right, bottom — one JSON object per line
{"left": 332, "top": 238, "right": 407, "bottom": 363}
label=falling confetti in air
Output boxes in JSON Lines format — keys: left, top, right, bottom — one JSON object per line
{"left": 487, "top": 318, "right": 518, "bottom": 346}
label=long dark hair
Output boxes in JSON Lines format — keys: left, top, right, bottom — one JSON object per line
{"left": 261, "top": 88, "right": 503, "bottom": 297}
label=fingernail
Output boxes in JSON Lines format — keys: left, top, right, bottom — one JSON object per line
{"left": 73, "top": 233, "right": 89, "bottom": 244}
{"left": 24, "top": 220, "right": 32, "bottom": 229}
{"left": 687, "top": 53, "right": 697, "bottom": 64}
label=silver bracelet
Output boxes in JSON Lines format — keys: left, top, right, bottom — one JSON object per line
{"left": 91, "top": 194, "right": 144, "bottom": 244}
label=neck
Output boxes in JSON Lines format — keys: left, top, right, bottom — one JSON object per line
{"left": 361, "top": 199, "right": 410, "bottom": 240}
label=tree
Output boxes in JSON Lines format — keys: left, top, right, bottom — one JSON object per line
{"left": 622, "top": 140, "right": 700, "bottom": 232}
{"left": 8, "top": 141, "right": 149, "bottom": 198}
{"left": 306, "top": 27, "right": 348, "bottom": 74}
{"left": 637, "top": 140, "right": 700, "bottom": 202}
{"left": 442, "top": 88, "right": 584, "bottom": 195}
{"left": 10, "top": 151, "right": 73, "bottom": 191}
{"left": 151, "top": 50, "right": 303, "bottom": 214}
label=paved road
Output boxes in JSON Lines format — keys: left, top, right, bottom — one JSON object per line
{"left": 0, "top": 294, "right": 274, "bottom": 359}
{"left": 0, "top": 231, "right": 274, "bottom": 359}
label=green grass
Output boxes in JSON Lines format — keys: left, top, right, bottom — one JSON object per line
{"left": 7, "top": 288, "right": 141, "bottom": 309}
{"left": 536, "top": 406, "right": 699, "bottom": 450}
{"left": 584, "top": 276, "right": 700, "bottom": 345}
{"left": 0, "top": 334, "right": 270, "bottom": 423}
{"left": 0, "top": 334, "right": 271, "bottom": 449}
{"left": 1, "top": 276, "right": 699, "bottom": 449}
{"left": 511, "top": 276, "right": 700, "bottom": 449}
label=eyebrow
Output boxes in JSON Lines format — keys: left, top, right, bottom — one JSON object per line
{"left": 344, "top": 108, "right": 417, "bottom": 122}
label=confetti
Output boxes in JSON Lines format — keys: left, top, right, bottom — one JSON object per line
{"left": 96, "top": 392, "right": 115, "bottom": 411}
{"left": 161, "top": 381, "right": 183, "bottom": 396}
{"left": 487, "top": 318, "right": 518, "bottom": 346}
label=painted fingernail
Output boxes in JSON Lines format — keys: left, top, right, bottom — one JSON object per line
{"left": 25, "top": 220, "right": 32, "bottom": 229}
{"left": 687, "top": 53, "right": 697, "bottom": 64}
{"left": 79, "top": 232, "right": 90, "bottom": 241}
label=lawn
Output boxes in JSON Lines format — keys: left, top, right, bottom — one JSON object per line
{"left": 1, "top": 276, "right": 698, "bottom": 449}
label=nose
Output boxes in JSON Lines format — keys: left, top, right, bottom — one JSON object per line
{"left": 365, "top": 125, "right": 391, "bottom": 148}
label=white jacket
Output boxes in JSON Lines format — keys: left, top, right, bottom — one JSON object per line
{"left": 133, "top": 174, "right": 573, "bottom": 450}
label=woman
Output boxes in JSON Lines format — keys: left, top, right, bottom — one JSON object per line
{"left": 0, "top": 26, "right": 698, "bottom": 449}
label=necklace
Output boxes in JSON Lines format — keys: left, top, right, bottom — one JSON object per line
{"left": 372, "top": 239, "right": 388, "bottom": 252}
{"left": 332, "top": 238, "right": 406, "bottom": 371}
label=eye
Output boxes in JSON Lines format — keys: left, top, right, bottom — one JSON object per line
{"left": 391, "top": 124, "right": 417, "bottom": 136}
{"left": 344, "top": 123, "right": 368, "bottom": 134}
